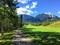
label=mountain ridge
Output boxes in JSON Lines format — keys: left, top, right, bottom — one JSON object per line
{"left": 18, "top": 14, "right": 60, "bottom": 23}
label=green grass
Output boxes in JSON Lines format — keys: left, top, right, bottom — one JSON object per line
{"left": 0, "top": 24, "right": 60, "bottom": 45}
{"left": 23, "top": 25, "right": 60, "bottom": 32}
{"left": 0, "top": 30, "right": 15, "bottom": 45}
{"left": 22, "top": 25, "right": 60, "bottom": 45}
{"left": 48, "top": 21, "right": 60, "bottom": 27}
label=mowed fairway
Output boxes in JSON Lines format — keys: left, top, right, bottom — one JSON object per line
{"left": 22, "top": 25, "right": 60, "bottom": 45}
{"left": 23, "top": 25, "right": 60, "bottom": 32}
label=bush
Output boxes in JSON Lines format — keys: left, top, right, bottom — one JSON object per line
{"left": 42, "top": 22, "right": 50, "bottom": 26}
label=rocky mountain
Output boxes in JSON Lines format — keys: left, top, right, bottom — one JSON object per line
{"left": 36, "top": 14, "right": 59, "bottom": 22}
{"left": 22, "top": 15, "right": 39, "bottom": 23}
{"left": 18, "top": 14, "right": 60, "bottom": 23}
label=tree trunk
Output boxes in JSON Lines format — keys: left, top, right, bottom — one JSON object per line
{"left": 1, "top": 25, "right": 4, "bottom": 39}
{"left": 20, "top": 14, "right": 23, "bottom": 28}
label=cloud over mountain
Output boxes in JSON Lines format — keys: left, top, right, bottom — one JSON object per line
{"left": 16, "top": 7, "right": 33, "bottom": 15}
{"left": 16, "top": 0, "right": 38, "bottom": 15}
{"left": 31, "top": 1, "right": 37, "bottom": 9}
{"left": 17, "top": 0, "right": 30, "bottom": 4}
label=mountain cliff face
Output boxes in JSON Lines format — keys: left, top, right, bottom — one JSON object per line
{"left": 36, "top": 14, "right": 59, "bottom": 22}
{"left": 19, "top": 14, "right": 59, "bottom": 23}
{"left": 22, "top": 15, "right": 39, "bottom": 23}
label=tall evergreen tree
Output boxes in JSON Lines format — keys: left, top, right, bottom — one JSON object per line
{"left": 0, "top": 0, "right": 18, "bottom": 39}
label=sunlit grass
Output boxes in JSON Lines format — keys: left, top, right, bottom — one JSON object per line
{"left": 23, "top": 25, "right": 60, "bottom": 32}
{"left": 22, "top": 25, "right": 60, "bottom": 45}
{"left": 48, "top": 21, "right": 60, "bottom": 27}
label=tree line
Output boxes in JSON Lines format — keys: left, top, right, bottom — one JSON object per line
{"left": 0, "top": 0, "right": 19, "bottom": 39}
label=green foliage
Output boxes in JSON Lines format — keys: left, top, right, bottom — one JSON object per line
{"left": 0, "top": 0, "right": 18, "bottom": 30}
{"left": 42, "top": 22, "right": 50, "bottom": 26}
{"left": 0, "top": 0, "right": 18, "bottom": 39}
{"left": 23, "top": 22, "right": 51, "bottom": 26}
{"left": 31, "top": 23, "right": 42, "bottom": 26}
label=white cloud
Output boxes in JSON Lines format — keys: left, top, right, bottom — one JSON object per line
{"left": 58, "top": 11, "right": 60, "bottom": 14}
{"left": 16, "top": 7, "right": 33, "bottom": 15}
{"left": 25, "top": 5, "right": 30, "bottom": 9}
{"left": 17, "top": 0, "right": 30, "bottom": 4}
{"left": 44, "top": 12, "right": 54, "bottom": 17}
{"left": 45, "top": 12, "right": 52, "bottom": 14}
{"left": 16, "top": 1, "right": 38, "bottom": 15}
{"left": 25, "top": 1, "right": 38, "bottom": 9}
{"left": 31, "top": 1, "right": 37, "bottom": 9}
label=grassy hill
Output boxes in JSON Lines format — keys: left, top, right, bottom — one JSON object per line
{"left": 48, "top": 21, "right": 60, "bottom": 27}
{"left": 23, "top": 25, "right": 60, "bottom": 33}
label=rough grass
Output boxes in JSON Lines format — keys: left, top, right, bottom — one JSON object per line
{"left": 22, "top": 25, "right": 60, "bottom": 45}
{"left": 0, "top": 30, "right": 15, "bottom": 45}
{"left": 48, "top": 21, "right": 60, "bottom": 27}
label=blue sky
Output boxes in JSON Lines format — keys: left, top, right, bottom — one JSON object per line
{"left": 16, "top": 0, "right": 60, "bottom": 17}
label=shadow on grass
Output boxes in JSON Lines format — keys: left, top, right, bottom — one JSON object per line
{"left": 3, "top": 34, "right": 14, "bottom": 40}
{"left": 0, "top": 41, "right": 13, "bottom": 45}
{"left": 22, "top": 28, "right": 60, "bottom": 45}
{"left": 0, "top": 30, "right": 15, "bottom": 45}
{"left": 0, "top": 33, "right": 14, "bottom": 40}
{"left": 0, "top": 30, "right": 15, "bottom": 40}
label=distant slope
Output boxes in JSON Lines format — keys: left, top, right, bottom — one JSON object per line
{"left": 48, "top": 21, "right": 60, "bottom": 27}
{"left": 36, "top": 14, "right": 59, "bottom": 22}
{"left": 18, "top": 14, "right": 60, "bottom": 23}
{"left": 22, "top": 15, "right": 39, "bottom": 23}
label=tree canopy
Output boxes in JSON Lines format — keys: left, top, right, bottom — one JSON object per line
{"left": 0, "top": 0, "right": 18, "bottom": 39}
